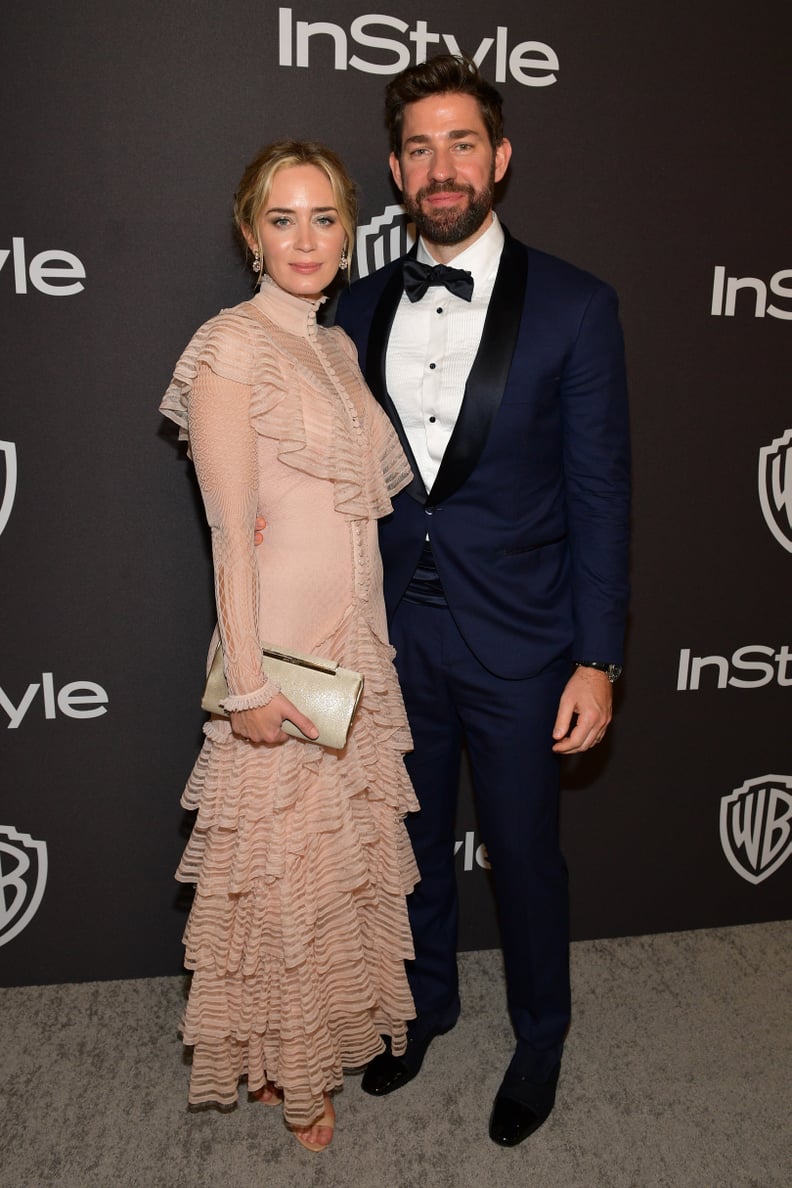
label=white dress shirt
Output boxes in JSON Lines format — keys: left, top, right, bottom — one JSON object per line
{"left": 386, "top": 214, "right": 505, "bottom": 493}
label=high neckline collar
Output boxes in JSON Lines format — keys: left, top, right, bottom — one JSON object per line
{"left": 250, "top": 274, "right": 326, "bottom": 335}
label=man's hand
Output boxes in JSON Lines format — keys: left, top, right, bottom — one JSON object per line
{"left": 254, "top": 516, "right": 266, "bottom": 547}
{"left": 551, "top": 666, "right": 613, "bottom": 754}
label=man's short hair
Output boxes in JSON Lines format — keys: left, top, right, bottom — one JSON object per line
{"left": 385, "top": 54, "right": 505, "bottom": 156}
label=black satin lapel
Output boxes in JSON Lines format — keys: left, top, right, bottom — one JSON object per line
{"left": 366, "top": 260, "right": 427, "bottom": 505}
{"left": 427, "top": 235, "right": 529, "bottom": 507}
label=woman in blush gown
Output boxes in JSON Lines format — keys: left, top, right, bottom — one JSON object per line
{"left": 160, "top": 141, "right": 418, "bottom": 1153}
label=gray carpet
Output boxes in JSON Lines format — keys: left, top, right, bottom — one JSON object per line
{"left": 1, "top": 921, "right": 789, "bottom": 1188}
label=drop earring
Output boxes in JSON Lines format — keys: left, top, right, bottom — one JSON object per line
{"left": 339, "top": 246, "right": 349, "bottom": 272}
{"left": 252, "top": 247, "right": 261, "bottom": 274}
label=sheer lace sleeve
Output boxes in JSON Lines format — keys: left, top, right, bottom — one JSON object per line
{"left": 188, "top": 365, "right": 279, "bottom": 708}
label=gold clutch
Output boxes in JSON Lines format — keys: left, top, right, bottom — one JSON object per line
{"left": 201, "top": 642, "right": 364, "bottom": 750}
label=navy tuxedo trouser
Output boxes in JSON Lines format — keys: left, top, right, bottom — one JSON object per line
{"left": 391, "top": 598, "right": 571, "bottom": 1080}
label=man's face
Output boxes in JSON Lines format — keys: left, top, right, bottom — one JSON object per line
{"left": 389, "top": 92, "right": 511, "bottom": 254}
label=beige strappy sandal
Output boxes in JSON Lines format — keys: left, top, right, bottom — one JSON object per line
{"left": 290, "top": 1094, "right": 335, "bottom": 1153}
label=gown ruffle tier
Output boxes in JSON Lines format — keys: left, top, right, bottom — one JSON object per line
{"left": 160, "top": 278, "right": 419, "bottom": 1127}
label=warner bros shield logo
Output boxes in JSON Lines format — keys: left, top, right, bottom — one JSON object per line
{"left": 720, "top": 776, "right": 792, "bottom": 884}
{"left": 0, "top": 826, "right": 48, "bottom": 947}
{"left": 354, "top": 204, "right": 416, "bottom": 279}
{"left": 758, "top": 429, "right": 792, "bottom": 553}
{"left": 0, "top": 440, "right": 18, "bottom": 536}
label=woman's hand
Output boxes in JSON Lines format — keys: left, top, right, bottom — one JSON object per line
{"left": 229, "top": 693, "right": 319, "bottom": 745}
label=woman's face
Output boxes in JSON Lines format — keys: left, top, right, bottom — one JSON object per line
{"left": 245, "top": 163, "right": 347, "bottom": 300}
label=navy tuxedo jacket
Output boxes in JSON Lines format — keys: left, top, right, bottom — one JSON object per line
{"left": 336, "top": 228, "right": 630, "bottom": 680}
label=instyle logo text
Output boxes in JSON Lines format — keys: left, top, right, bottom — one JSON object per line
{"left": 278, "top": 8, "right": 559, "bottom": 86}
{"left": 455, "top": 830, "right": 491, "bottom": 871}
{"left": 676, "top": 646, "right": 792, "bottom": 691}
{"left": 1, "top": 673, "right": 109, "bottom": 728}
{"left": 711, "top": 266, "right": 792, "bottom": 319}
{"left": 1, "top": 237, "right": 85, "bottom": 296}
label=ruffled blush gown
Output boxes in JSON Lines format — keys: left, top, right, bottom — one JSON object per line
{"left": 160, "top": 276, "right": 418, "bottom": 1128}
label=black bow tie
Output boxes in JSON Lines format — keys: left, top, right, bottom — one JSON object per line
{"left": 402, "top": 258, "right": 474, "bottom": 303}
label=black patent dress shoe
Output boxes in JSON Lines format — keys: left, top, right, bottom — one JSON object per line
{"left": 489, "top": 1094, "right": 551, "bottom": 1146}
{"left": 360, "top": 1031, "right": 436, "bottom": 1096}
{"left": 488, "top": 1063, "right": 560, "bottom": 1147}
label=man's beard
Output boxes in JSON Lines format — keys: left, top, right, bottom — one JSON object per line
{"left": 402, "top": 172, "right": 495, "bottom": 246}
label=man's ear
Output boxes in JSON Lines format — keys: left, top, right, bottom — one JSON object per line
{"left": 389, "top": 151, "right": 403, "bottom": 192}
{"left": 494, "top": 138, "right": 512, "bottom": 185}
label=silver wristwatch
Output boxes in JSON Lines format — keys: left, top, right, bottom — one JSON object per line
{"left": 573, "top": 661, "right": 623, "bottom": 683}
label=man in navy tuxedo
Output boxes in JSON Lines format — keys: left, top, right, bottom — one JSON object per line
{"left": 336, "top": 54, "right": 630, "bottom": 1147}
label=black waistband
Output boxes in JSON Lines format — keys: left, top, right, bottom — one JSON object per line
{"left": 403, "top": 541, "right": 448, "bottom": 608}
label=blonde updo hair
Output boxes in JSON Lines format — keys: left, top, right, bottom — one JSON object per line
{"left": 234, "top": 140, "right": 358, "bottom": 272}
